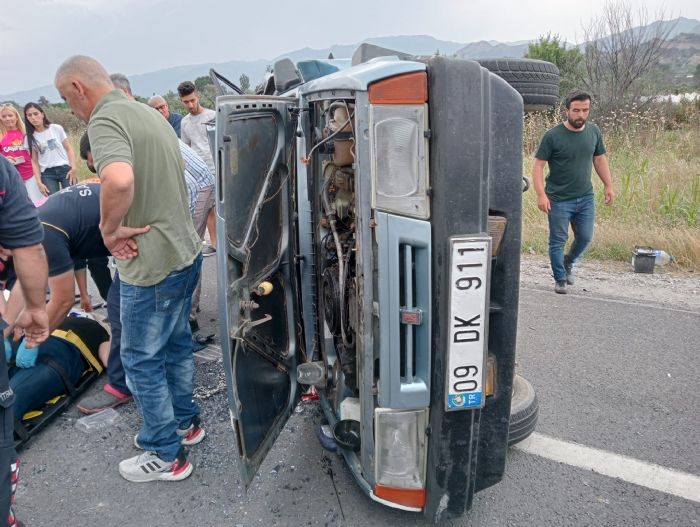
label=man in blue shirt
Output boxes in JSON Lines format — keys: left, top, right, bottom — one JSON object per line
{"left": 148, "top": 96, "right": 183, "bottom": 138}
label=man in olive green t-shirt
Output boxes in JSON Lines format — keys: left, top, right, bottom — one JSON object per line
{"left": 533, "top": 89, "right": 616, "bottom": 294}
{"left": 55, "top": 55, "right": 204, "bottom": 483}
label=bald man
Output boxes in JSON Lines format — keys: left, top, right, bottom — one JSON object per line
{"left": 55, "top": 55, "right": 203, "bottom": 483}
{"left": 148, "top": 96, "right": 182, "bottom": 138}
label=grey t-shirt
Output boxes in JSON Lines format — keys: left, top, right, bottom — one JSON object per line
{"left": 181, "top": 108, "right": 216, "bottom": 173}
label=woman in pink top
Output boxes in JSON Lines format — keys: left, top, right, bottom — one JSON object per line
{"left": 0, "top": 104, "right": 47, "bottom": 203}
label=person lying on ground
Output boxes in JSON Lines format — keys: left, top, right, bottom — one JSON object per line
{"left": 6, "top": 315, "right": 109, "bottom": 420}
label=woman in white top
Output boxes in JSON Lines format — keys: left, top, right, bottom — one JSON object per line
{"left": 24, "top": 102, "right": 77, "bottom": 194}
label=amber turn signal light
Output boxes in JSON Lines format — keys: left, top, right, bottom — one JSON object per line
{"left": 374, "top": 484, "right": 426, "bottom": 509}
{"left": 368, "top": 72, "right": 428, "bottom": 105}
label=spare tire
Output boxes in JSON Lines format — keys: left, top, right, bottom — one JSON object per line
{"left": 508, "top": 374, "right": 539, "bottom": 447}
{"left": 477, "top": 58, "right": 560, "bottom": 112}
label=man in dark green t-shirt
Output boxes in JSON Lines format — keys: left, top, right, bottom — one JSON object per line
{"left": 533, "top": 90, "right": 616, "bottom": 294}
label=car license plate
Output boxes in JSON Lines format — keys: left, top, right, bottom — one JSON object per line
{"left": 445, "top": 236, "right": 491, "bottom": 411}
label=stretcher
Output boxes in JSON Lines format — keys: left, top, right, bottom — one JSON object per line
{"left": 13, "top": 329, "right": 104, "bottom": 449}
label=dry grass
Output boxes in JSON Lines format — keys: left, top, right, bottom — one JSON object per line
{"left": 68, "top": 132, "right": 95, "bottom": 182}
{"left": 523, "top": 102, "right": 700, "bottom": 271}
{"left": 65, "top": 101, "right": 700, "bottom": 270}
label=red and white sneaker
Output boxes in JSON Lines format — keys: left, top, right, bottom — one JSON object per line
{"left": 77, "top": 383, "right": 132, "bottom": 414}
{"left": 177, "top": 414, "right": 206, "bottom": 446}
{"left": 119, "top": 448, "right": 193, "bottom": 483}
{"left": 134, "top": 415, "right": 205, "bottom": 450}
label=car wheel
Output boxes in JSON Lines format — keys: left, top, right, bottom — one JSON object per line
{"left": 508, "top": 374, "right": 539, "bottom": 447}
{"left": 476, "top": 58, "right": 560, "bottom": 112}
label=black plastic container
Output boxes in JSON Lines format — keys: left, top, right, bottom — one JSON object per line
{"left": 633, "top": 246, "right": 655, "bottom": 274}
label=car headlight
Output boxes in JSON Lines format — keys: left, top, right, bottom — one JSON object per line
{"left": 373, "top": 408, "right": 428, "bottom": 509}
{"left": 369, "top": 72, "right": 430, "bottom": 220}
{"left": 370, "top": 104, "right": 429, "bottom": 219}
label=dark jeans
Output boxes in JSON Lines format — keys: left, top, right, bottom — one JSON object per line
{"left": 0, "top": 351, "right": 17, "bottom": 526}
{"left": 547, "top": 194, "right": 595, "bottom": 282}
{"left": 88, "top": 257, "right": 113, "bottom": 301}
{"left": 106, "top": 273, "right": 129, "bottom": 395}
{"left": 9, "top": 339, "right": 84, "bottom": 420}
{"left": 41, "top": 165, "right": 70, "bottom": 194}
{"left": 121, "top": 254, "right": 202, "bottom": 461}
{"left": 74, "top": 257, "right": 113, "bottom": 302}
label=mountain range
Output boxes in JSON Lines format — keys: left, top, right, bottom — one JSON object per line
{"left": 3, "top": 17, "right": 699, "bottom": 104}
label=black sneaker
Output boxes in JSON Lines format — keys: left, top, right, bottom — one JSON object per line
{"left": 554, "top": 280, "right": 567, "bottom": 294}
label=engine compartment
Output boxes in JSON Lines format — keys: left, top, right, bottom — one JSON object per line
{"left": 312, "top": 100, "right": 360, "bottom": 393}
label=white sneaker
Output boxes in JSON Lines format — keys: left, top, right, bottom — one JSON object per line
{"left": 118, "top": 449, "right": 193, "bottom": 483}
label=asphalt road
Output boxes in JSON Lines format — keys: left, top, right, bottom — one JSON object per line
{"left": 14, "top": 257, "right": 700, "bottom": 526}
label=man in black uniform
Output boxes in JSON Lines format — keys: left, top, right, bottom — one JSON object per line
{"left": 0, "top": 155, "right": 50, "bottom": 527}
{"left": 4, "top": 183, "right": 108, "bottom": 331}
{"left": 4, "top": 183, "right": 132, "bottom": 414}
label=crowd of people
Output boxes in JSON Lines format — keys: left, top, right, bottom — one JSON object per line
{"left": 0, "top": 55, "right": 222, "bottom": 526}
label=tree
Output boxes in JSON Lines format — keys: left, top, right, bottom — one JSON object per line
{"left": 194, "top": 75, "right": 212, "bottom": 93}
{"left": 38, "top": 96, "right": 50, "bottom": 107}
{"left": 239, "top": 73, "right": 250, "bottom": 93}
{"left": 526, "top": 33, "right": 584, "bottom": 96}
{"left": 581, "top": 1, "right": 677, "bottom": 110}
{"left": 193, "top": 75, "right": 216, "bottom": 109}
{"left": 163, "top": 90, "right": 186, "bottom": 116}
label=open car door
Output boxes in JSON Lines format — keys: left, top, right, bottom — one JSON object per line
{"left": 214, "top": 96, "right": 302, "bottom": 487}
{"left": 209, "top": 68, "right": 244, "bottom": 96}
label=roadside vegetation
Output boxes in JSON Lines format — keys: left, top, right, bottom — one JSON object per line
{"left": 39, "top": 95, "right": 700, "bottom": 272}
{"left": 523, "top": 100, "right": 700, "bottom": 271}
{"left": 523, "top": 2, "right": 699, "bottom": 271}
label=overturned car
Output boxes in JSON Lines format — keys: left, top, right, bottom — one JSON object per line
{"left": 211, "top": 45, "right": 559, "bottom": 521}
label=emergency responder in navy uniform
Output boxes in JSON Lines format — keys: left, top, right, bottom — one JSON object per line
{"left": 0, "top": 155, "right": 50, "bottom": 527}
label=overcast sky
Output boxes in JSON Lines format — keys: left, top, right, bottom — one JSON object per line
{"left": 2, "top": 0, "right": 698, "bottom": 94}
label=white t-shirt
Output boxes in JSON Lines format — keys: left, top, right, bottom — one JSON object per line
{"left": 180, "top": 108, "right": 216, "bottom": 172}
{"left": 32, "top": 123, "right": 70, "bottom": 171}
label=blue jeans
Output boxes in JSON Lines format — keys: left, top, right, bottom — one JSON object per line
{"left": 547, "top": 194, "right": 595, "bottom": 282}
{"left": 120, "top": 254, "right": 202, "bottom": 461}
{"left": 41, "top": 165, "right": 70, "bottom": 194}
{"left": 106, "top": 273, "right": 128, "bottom": 395}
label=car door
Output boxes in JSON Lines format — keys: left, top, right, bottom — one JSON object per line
{"left": 214, "top": 96, "right": 302, "bottom": 487}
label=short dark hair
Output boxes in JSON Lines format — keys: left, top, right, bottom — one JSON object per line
{"left": 565, "top": 89, "right": 592, "bottom": 109}
{"left": 79, "top": 131, "right": 91, "bottom": 160}
{"left": 177, "top": 81, "right": 196, "bottom": 97}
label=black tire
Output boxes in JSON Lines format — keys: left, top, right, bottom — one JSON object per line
{"left": 508, "top": 374, "right": 538, "bottom": 447}
{"left": 477, "top": 58, "right": 560, "bottom": 111}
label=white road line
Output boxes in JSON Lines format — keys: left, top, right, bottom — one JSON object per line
{"left": 514, "top": 433, "right": 700, "bottom": 503}
{"left": 521, "top": 286, "right": 700, "bottom": 316}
